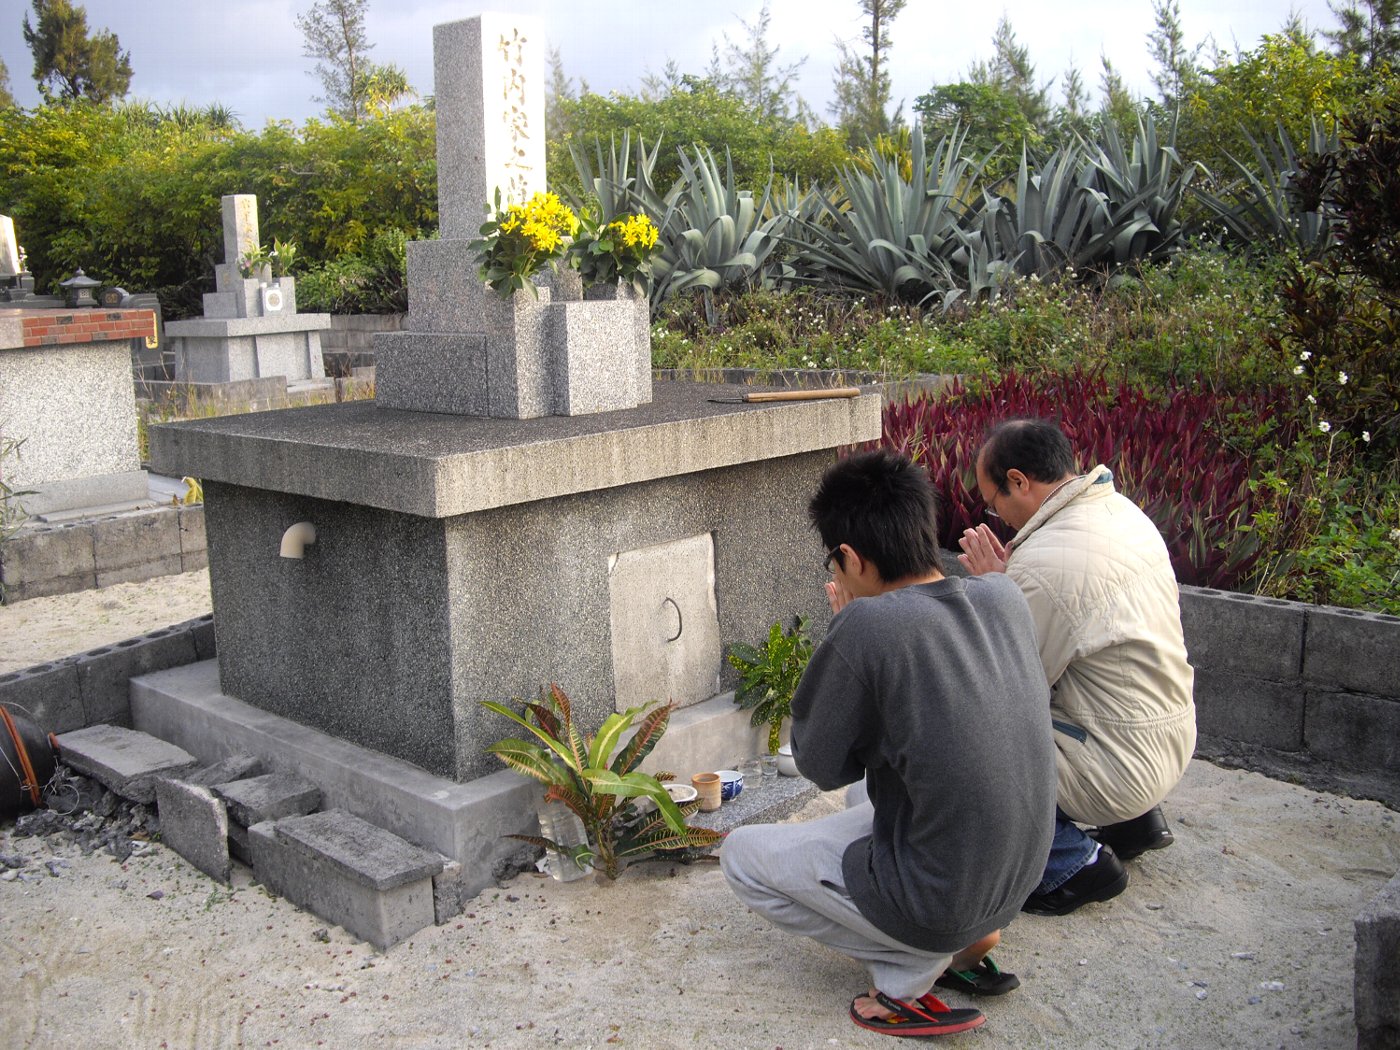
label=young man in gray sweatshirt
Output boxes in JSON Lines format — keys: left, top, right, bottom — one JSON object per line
{"left": 721, "top": 450, "right": 1057, "bottom": 1038}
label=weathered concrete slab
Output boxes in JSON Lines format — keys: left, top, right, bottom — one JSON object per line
{"left": 55, "top": 724, "right": 197, "bottom": 803}
{"left": 432, "top": 858, "right": 466, "bottom": 924}
{"left": 248, "top": 815, "right": 438, "bottom": 950}
{"left": 213, "top": 772, "right": 320, "bottom": 827}
{"left": 154, "top": 777, "right": 231, "bottom": 884}
{"left": 148, "top": 383, "right": 883, "bottom": 518}
{"left": 1356, "top": 871, "right": 1400, "bottom": 1050}
{"left": 268, "top": 810, "right": 444, "bottom": 891}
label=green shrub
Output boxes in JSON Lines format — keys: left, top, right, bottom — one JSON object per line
{"left": 295, "top": 228, "right": 411, "bottom": 314}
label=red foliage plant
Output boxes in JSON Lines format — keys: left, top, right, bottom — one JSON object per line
{"left": 878, "top": 370, "right": 1299, "bottom": 591}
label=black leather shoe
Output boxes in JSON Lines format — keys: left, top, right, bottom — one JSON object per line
{"left": 1022, "top": 846, "right": 1129, "bottom": 916}
{"left": 1089, "top": 805, "right": 1175, "bottom": 861}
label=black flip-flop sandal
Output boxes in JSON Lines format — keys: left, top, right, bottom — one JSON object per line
{"left": 849, "top": 990, "right": 985, "bottom": 1037}
{"left": 934, "top": 954, "right": 1021, "bottom": 997}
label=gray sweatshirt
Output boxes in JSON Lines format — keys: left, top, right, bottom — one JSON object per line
{"left": 791, "top": 574, "right": 1057, "bottom": 953}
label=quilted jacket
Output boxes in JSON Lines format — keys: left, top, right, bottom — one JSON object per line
{"left": 1005, "top": 465, "right": 1197, "bottom": 826}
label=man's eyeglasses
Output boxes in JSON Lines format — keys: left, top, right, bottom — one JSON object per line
{"left": 983, "top": 489, "right": 1003, "bottom": 521}
{"left": 823, "top": 548, "right": 843, "bottom": 572}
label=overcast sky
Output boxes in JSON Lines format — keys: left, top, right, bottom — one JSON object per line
{"left": 1, "top": 0, "right": 1339, "bottom": 127}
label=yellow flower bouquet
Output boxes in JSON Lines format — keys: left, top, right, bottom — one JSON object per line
{"left": 471, "top": 190, "right": 580, "bottom": 297}
{"left": 571, "top": 211, "right": 662, "bottom": 296}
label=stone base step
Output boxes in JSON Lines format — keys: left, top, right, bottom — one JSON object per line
{"left": 249, "top": 809, "right": 445, "bottom": 950}
{"left": 55, "top": 724, "right": 198, "bottom": 803}
{"left": 687, "top": 772, "right": 822, "bottom": 835}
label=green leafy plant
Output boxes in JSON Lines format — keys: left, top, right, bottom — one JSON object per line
{"left": 481, "top": 684, "right": 723, "bottom": 880}
{"left": 571, "top": 211, "right": 662, "bottom": 296}
{"left": 237, "top": 243, "right": 273, "bottom": 280}
{"left": 271, "top": 237, "right": 299, "bottom": 277}
{"left": 727, "top": 617, "right": 813, "bottom": 754}
{"left": 470, "top": 189, "right": 579, "bottom": 298}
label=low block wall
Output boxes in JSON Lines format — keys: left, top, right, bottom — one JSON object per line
{"left": 0, "top": 504, "right": 207, "bottom": 603}
{"left": 320, "top": 313, "right": 402, "bottom": 375}
{"left": 1181, "top": 587, "right": 1400, "bottom": 779}
{"left": 0, "top": 613, "right": 215, "bottom": 733}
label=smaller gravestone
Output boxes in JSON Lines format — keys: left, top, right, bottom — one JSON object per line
{"left": 0, "top": 215, "right": 20, "bottom": 278}
{"left": 164, "top": 195, "right": 331, "bottom": 384}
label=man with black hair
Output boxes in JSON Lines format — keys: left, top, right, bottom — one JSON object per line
{"left": 958, "top": 419, "right": 1196, "bottom": 918}
{"left": 722, "top": 449, "right": 1056, "bottom": 1038}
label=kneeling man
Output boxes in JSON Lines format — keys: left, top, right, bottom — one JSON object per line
{"left": 722, "top": 450, "right": 1056, "bottom": 1038}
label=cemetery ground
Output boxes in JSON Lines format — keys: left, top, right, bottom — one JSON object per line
{"left": 0, "top": 573, "right": 1396, "bottom": 1048}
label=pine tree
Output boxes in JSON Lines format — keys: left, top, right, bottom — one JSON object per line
{"left": 1147, "top": 0, "right": 1203, "bottom": 109}
{"left": 296, "top": 0, "right": 373, "bottom": 122}
{"left": 829, "top": 0, "right": 907, "bottom": 141}
{"left": 711, "top": 2, "right": 810, "bottom": 125}
{"left": 0, "top": 56, "right": 14, "bottom": 109}
{"left": 1326, "top": 0, "right": 1400, "bottom": 71}
{"left": 22, "top": 0, "right": 132, "bottom": 104}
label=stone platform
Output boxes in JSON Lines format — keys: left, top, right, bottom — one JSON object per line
{"left": 147, "top": 383, "right": 881, "bottom": 782}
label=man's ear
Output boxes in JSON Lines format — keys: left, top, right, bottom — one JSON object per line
{"left": 839, "top": 543, "right": 865, "bottom": 575}
{"left": 1005, "top": 468, "right": 1029, "bottom": 493}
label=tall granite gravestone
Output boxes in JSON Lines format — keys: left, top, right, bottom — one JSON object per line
{"left": 164, "top": 196, "right": 330, "bottom": 384}
{"left": 147, "top": 15, "right": 879, "bottom": 866}
{"left": 375, "top": 15, "right": 650, "bottom": 418}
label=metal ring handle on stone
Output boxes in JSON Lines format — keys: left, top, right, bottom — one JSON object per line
{"left": 662, "top": 597, "right": 683, "bottom": 642}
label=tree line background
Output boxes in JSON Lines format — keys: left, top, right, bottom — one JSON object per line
{"left": 0, "top": 0, "right": 1394, "bottom": 315}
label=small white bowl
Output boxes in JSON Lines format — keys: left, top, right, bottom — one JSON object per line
{"left": 776, "top": 744, "right": 798, "bottom": 777}
{"left": 716, "top": 769, "right": 744, "bottom": 801}
{"left": 665, "top": 783, "right": 699, "bottom": 805}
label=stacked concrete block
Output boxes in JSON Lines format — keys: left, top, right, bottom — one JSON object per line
{"left": 1355, "top": 872, "right": 1400, "bottom": 1050}
{"left": 1, "top": 504, "right": 207, "bottom": 603}
{"left": 55, "top": 723, "right": 197, "bottom": 803}
{"left": 249, "top": 810, "right": 444, "bottom": 950}
{"left": 320, "top": 314, "right": 400, "bottom": 375}
{"left": 213, "top": 772, "right": 321, "bottom": 864}
{"left": 1303, "top": 606, "right": 1400, "bottom": 773}
{"left": 1179, "top": 589, "right": 1307, "bottom": 751}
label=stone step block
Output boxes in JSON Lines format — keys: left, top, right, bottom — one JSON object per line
{"left": 213, "top": 772, "right": 321, "bottom": 828}
{"left": 183, "top": 754, "right": 264, "bottom": 788}
{"left": 154, "top": 776, "right": 231, "bottom": 884}
{"left": 1355, "top": 871, "right": 1400, "bottom": 1050}
{"left": 687, "top": 772, "right": 822, "bottom": 837}
{"left": 55, "top": 724, "right": 198, "bottom": 803}
{"left": 249, "top": 810, "right": 444, "bottom": 950}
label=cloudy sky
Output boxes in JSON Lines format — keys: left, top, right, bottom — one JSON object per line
{"left": 1, "top": 0, "right": 1339, "bottom": 126}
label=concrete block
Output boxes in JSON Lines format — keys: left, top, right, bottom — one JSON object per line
{"left": 75, "top": 627, "right": 200, "bottom": 726}
{"left": 97, "top": 555, "right": 184, "bottom": 588}
{"left": 1305, "top": 606, "right": 1400, "bottom": 699}
{"left": 639, "top": 693, "right": 772, "bottom": 781}
{"left": 0, "top": 523, "right": 95, "bottom": 589}
{"left": 182, "top": 754, "right": 263, "bottom": 788}
{"left": 55, "top": 724, "right": 197, "bottom": 803}
{"left": 249, "top": 811, "right": 441, "bottom": 950}
{"left": 227, "top": 820, "right": 250, "bottom": 865}
{"left": 91, "top": 509, "right": 181, "bottom": 575}
{"left": 1305, "top": 691, "right": 1400, "bottom": 774}
{"left": 186, "top": 614, "right": 217, "bottom": 660}
{"left": 213, "top": 772, "right": 321, "bottom": 827}
{"left": 0, "top": 659, "right": 84, "bottom": 733}
{"left": 178, "top": 505, "right": 206, "bottom": 554}
{"left": 403, "top": 239, "right": 486, "bottom": 332}
{"left": 154, "top": 777, "right": 231, "bottom": 883}
{"left": 1355, "top": 871, "right": 1400, "bottom": 1050}
{"left": 432, "top": 858, "right": 466, "bottom": 924}
{"left": 1179, "top": 587, "right": 1305, "bottom": 682}
{"left": 687, "top": 769, "right": 822, "bottom": 837}
{"left": 180, "top": 548, "right": 209, "bottom": 573}
{"left": 1191, "top": 668, "right": 1305, "bottom": 751}
{"left": 546, "top": 299, "right": 651, "bottom": 415}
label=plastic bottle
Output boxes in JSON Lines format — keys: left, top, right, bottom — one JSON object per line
{"left": 536, "top": 804, "right": 590, "bottom": 882}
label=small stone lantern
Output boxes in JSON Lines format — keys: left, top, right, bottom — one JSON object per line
{"left": 59, "top": 268, "right": 101, "bottom": 308}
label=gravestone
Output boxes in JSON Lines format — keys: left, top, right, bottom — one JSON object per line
{"left": 375, "top": 14, "right": 649, "bottom": 418}
{"left": 147, "top": 13, "right": 879, "bottom": 872}
{"left": 164, "top": 195, "right": 331, "bottom": 384}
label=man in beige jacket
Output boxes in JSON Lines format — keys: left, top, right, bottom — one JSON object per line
{"left": 958, "top": 419, "right": 1196, "bottom": 917}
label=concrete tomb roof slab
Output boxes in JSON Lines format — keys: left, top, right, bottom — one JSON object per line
{"left": 148, "top": 383, "right": 883, "bottom": 518}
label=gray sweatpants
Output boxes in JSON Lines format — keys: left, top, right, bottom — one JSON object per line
{"left": 720, "top": 800, "right": 954, "bottom": 1000}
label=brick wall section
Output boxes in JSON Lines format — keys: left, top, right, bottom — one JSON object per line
{"left": 18, "top": 309, "right": 157, "bottom": 348}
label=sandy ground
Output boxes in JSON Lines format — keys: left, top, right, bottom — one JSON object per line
{"left": 1, "top": 575, "right": 1398, "bottom": 1049}
{"left": 0, "top": 569, "right": 214, "bottom": 674}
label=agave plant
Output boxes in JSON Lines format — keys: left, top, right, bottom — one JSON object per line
{"left": 1193, "top": 119, "right": 1337, "bottom": 258}
{"left": 786, "top": 125, "right": 983, "bottom": 307}
{"left": 1079, "top": 114, "right": 1197, "bottom": 267}
{"left": 481, "top": 685, "right": 723, "bottom": 880}
{"left": 645, "top": 146, "right": 792, "bottom": 307}
{"left": 566, "top": 131, "right": 664, "bottom": 226}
